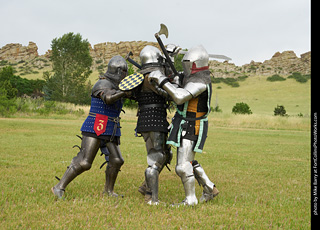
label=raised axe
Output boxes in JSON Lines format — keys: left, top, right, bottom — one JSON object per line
{"left": 125, "top": 51, "right": 142, "bottom": 69}
{"left": 155, "top": 24, "right": 232, "bottom": 64}
{"left": 154, "top": 23, "right": 181, "bottom": 79}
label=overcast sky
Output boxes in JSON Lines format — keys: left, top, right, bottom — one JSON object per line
{"left": 0, "top": 0, "right": 310, "bottom": 66}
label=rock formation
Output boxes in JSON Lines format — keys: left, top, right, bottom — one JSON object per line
{"left": 210, "top": 50, "right": 311, "bottom": 78}
{"left": 0, "top": 41, "right": 311, "bottom": 77}
{"left": 0, "top": 42, "right": 38, "bottom": 62}
{"left": 89, "top": 41, "right": 160, "bottom": 69}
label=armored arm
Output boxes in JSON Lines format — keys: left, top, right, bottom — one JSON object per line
{"left": 100, "top": 90, "right": 127, "bottom": 105}
{"left": 153, "top": 84, "right": 172, "bottom": 101}
{"left": 161, "top": 83, "right": 192, "bottom": 105}
{"left": 148, "top": 70, "right": 207, "bottom": 105}
{"left": 92, "top": 79, "right": 128, "bottom": 105}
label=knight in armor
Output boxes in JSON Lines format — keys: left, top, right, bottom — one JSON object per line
{"left": 52, "top": 55, "right": 129, "bottom": 198}
{"left": 134, "top": 45, "right": 173, "bottom": 205}
{"left": 148, "top": 45, "right": 219, "bottom": 206}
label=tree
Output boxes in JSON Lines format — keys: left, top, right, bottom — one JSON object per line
{"left": 274, "top": 105, "right": 287, "bottom": 116}
{"left": 232, "top": 102, "right": 252, "bottom": 115}
{"left": 44, "top": 32, "right": 93, "bottom": 104}
{"left": 0, "top": 66, "right": 18, "bottom": 99}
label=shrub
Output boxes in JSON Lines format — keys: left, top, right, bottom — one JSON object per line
{"left": 211, "top": 77, "right": 240, "bottom": 87}
{"left": 0, "top": 88, "right": 17, "bottom": 117}
{"left": 232, "top": 102, "right": 252, "bottom": 115}
{"left": 224, "top": 78, "right": 240, "bottom": 87}
{"left": 211, "top": 106, "right": 222, "bottom": 113}
{"left": 266, "top": 74, "right": 286, "bottom": 82}
{"left": 287, "top": 72, "right": 310, "bottom": 83}
{"left": 237, "top": 75, "right": 248, "bottom": 81}
{"left": 274, "top": 105, "right": 287, "bottom": 116}
{"left": 211, "top": 77, "right": 222, "bottom": 84}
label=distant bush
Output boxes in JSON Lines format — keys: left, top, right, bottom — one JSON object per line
{"left": 211, "top": 76, "right": 248, "bottom": 88}
{"left": 0, "top": 60, "right": 9, "bottom": 66}
{"left": 237, "top": 75, "right": 248, "bottom": 81}
{"left": 288, "top": 72, "right": 310, "bottom": 83}
{"left": 267, "top": 74, "right": 286, "bottom": 82}
{"left": 232, "top": 102, "right": 252, "bottom": 115}
{"left": 223, "top": 78, "right": 240, "bottom": 87}
{"left": 211, "top": 106, "right": 222, "bottom": 113}
{"left": 274, "top": 105, "right": 287, "bottom": 116}
{"left": 211, "top": 78, "right": 222, "bottom": 84}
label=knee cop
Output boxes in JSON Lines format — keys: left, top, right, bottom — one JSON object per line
{"left": 175, "top": 161, "right": 194, "bottom": 182}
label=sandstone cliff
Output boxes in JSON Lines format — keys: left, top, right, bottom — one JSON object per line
{"left": 0, "top": 41, "right": 311, "bottom": 77}
{"left": 210, "top": 50, "right": 311, "bottom": 78}
{"left": 0, "top": 42, "right": 38, "bottom": 62}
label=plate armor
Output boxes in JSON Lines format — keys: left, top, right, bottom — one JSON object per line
{"left": 135, "top": 45, "right": 172, "bottom": 205}
{"left": 52, "top": 56, "right": 128, "bottom": 198}
{"left": 148, "top": 45, "right": 219, "bottom": 205}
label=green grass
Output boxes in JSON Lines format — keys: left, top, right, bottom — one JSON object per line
{"left": 0, "top": 110, "right": 311, "bottom": 229}
{"left": 0, "top": 72, "right": 311, "bottom": 228}
{"left": 212, "top": 75, "right": 311, "bottom": 116}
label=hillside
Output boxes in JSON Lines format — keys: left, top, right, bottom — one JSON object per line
{"left": 211, "top": 75, "right": 311, "bottom": 117}
{"left": 0, "top": 41, "right": 311, "bottom": 79}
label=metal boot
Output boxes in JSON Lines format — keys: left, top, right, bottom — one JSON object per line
{"left": 52, "top": 165, "right": 78, "bottom": 199}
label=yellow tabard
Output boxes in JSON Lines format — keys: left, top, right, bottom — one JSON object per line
{"left": 187, "top": 98, "right": 206, "bottom": 135}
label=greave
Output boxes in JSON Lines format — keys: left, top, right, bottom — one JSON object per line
{"left": 104, "top": 164, "right": 120, "bottom": 196}
{"left": 138, "top": 160, "right": 166, "bottom": 196}
{"left": 176, "top": 161, "right": 198, "bottom": 205}
{"left": 180, "top": 175, "right": 198, "bottom": 205}
{"left": 192, "top": 160, "right": 215, "bottom": 193}
{"left": 145, "top": 164, "right": 160, "bottom": 202}
{"left": 55, "top": 165, "right": 79, "bottom": 191}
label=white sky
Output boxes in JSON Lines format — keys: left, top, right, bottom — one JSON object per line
{"left": 0, "top": 0, "right": 311, "bottom": 65}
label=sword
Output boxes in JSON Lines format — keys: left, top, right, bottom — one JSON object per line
{"left": 178, "top": 50, "right": 232, "bottom": 61}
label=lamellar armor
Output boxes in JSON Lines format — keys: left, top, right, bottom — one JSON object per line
{"left": 135, "top": 45, "right": 169, "bottom": 134}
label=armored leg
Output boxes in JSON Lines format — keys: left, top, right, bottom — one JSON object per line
{"left": 52, "top": 136, "right": 100, "bottom": 198}
{"left": 174, "top": 139, "right": 198, "bottom": 206}
{"left": 142, "top": 132, "right": 167, "bottom": 204}
{"left": 192, "top": 160, "right": 219, "bottom": 202}
{"left": 138, "top": 143, "right": 172, "bottom": 196}
{"left": 103, "top": 142, "right": 124, "bottom": 197}
{"left": 145, "top": 163, "right": 161, "bottom": 204}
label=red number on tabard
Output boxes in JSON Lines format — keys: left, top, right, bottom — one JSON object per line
{"left": 94, "top": 114, "right": 108, "bottom": 136}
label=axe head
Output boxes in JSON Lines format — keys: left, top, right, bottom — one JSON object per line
{"left": 125, "top": 51, "right": 133, "bottom": 60}
{"left": 158, "top": 23, "right": 168, "bottom": 38}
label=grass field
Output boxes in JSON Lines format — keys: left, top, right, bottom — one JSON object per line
{"left": 212, "top": 75, "right": 311, "bottom": 117}
{"left": 0, "top": 74, "right": 311, "bottom": 229}
{"left": 0, "top": 109, "right": 311, "bottom": 229}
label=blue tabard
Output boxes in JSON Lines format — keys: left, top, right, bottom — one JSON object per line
{"left": 81, "top": 97, "right": 123, "bottom": 137}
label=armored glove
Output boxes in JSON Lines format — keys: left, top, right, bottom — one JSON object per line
{"left": 148, "top": 70, "right": 169, "bottom": 87}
